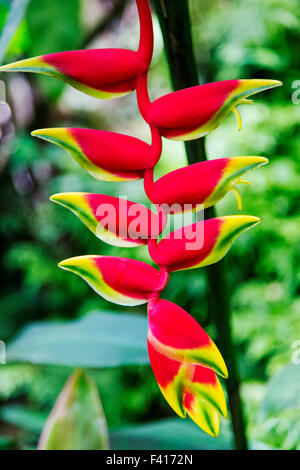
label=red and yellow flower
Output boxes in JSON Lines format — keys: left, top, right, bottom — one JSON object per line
{"left": 148, "top": 299, "right": 227, "bottom": 436}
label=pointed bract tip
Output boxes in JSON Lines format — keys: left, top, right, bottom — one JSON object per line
{"left": 31, "top": 127, "right": 69, "bottom": 139}
{"left": 212, "top": 349, "right": 228, "bottom": 379}
{"left": 0, "top": 56, "right": 45, "bottom": 72}
{"left": 221, "top": 215, "right": 261, "bottom": 233}
{"left": 49, "top": 194, "right": 61, "bottom": 203}
{"left": 237, "top": 79, "right": 283, "bottom": 98}
{"left": 50, "top": 192, "right": 87, "bottom": 206}
{"left": 208, "top": 417, "right": 220, "bottom": 438}
{"left": 244, "top": 156, "right": 269, "bottom": 166}
{"left": 227, "top": 156, "right": 269, "bottom": 175}
{"left": 58, "top": 255, "right": 93, "bottom": 271}
{"left": 58, "top": 259, "right": 71, "bottom": 269}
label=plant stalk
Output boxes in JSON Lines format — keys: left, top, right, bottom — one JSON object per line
{"left": 153, "top": 0, "right": 248, "bottom": 450}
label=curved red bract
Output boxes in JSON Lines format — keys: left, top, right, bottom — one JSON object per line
{"left": 93, "top": 256, "right": 161, "bottom": 300}
{"left": 86, "top": 194, "right": 167, "bottom": 244}
{"left": 148, "top": 218, "right": 222, "bottom": 272}
{"left": 144, "top": 159, "right": 228, "bottom": 207}
{"left": 148, "top": 299, "right": 211, "bottom": 350}
{"left": 70, "top": 128, "right": 159, "bottom": 172}
{"left": 148, "top": 80, "right": 239, "bottom": 130}
{"left": 43, "top": 49, "right": 142, "bottom": 93}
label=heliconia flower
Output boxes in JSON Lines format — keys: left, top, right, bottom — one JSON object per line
{"left": 147, "top": 299, "right": 227, "bottom": 436}
{"left": 31, "top": 127, "right": 162, "bottom": 182}
{"left": 148, "top": 215, "right": 260, "bottom": 272}
{"left": 50, "top": 193, "right": 167, "bottom": 247}
{"left": 58, "top": 256, "right": 168, "bottom": 306}
{"left": 0, "top": 0, "right": 153, "bottom": 99}
{"left": 137, "top": 74, "right": 282, "bottom": 141}
{"left": 144, "top": 156, "right": 268, "bottom": 213}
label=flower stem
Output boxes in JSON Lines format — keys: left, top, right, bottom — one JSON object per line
{"left": 153, "top": 0, "right": 248, "bottom": 450}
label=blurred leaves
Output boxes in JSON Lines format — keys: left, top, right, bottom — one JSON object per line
{"left": 258, "top": 363, "right": 300, "bottom": 449}
{"left": 110, "top": 418, "right": 233, "bottom": 450}
{"left": 7, "top": 311, "right": 149, "bottom": 367}
{"left": 261, "top": 363, "right": 300, "bottom": 418}
{"left": 0, "top": 0, "right": 30, "bottom": 64}
{"left": 25, "top": 0, "right": 82, "bottom": 100}
{"left": 38, "top": 369, "right": 109, "bottom": 450}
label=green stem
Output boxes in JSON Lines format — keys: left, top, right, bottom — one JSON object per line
{"left": 153, "top": 0, "right": 248, "bottom": 450}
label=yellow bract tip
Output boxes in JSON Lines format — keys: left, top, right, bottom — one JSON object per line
{"left": 0, "top": 56, "right": 47, "bottom": 72}
{"left": 58, "top": 255, "right": 94, "bottom": 271}
{"left": 31, "top": 127, "right": 70, "bottom": 139}
{"left": 222, "top": 215, "right": 260, "bottom": 230}
{"left": 50, "top": 192, "right": 87, "bottom": 205}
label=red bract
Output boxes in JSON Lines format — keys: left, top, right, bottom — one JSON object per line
{"left": 144, "top": 156, "right": 268, "bottom": 212}
{"left": 4, "top": 0, "right": 280, "bottom": 438}
{"left": 137, "top": 74, "right": 281, "bottom": 140}
{"left": 148, "top": 215, "right": 260, "bottom": 272}
{"left": 0, "top": 0, "right": 153, "bottom": 99}
{"left": 58, "top": 256, "right": 168, "bottom": 306}
{"left": 32, "top": 127, "right": 161, "bottom": 182}
{"left": 148, "top": 299, "right": 227, "bottom": 377}
{"left": 50, "top": 193, "right": 167, "bottom": 247}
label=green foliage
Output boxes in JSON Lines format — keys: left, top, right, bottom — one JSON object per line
{"left": 26, "top": 0, "right": 82, "bottom": 99}
{"left": 257, "top": 363, "right": 300, "bottom": 449}
{"left": 7, "top": 311, "right": 148, "bottom": 368}
{"left": 110, "top": 418, "right": 233, "bottom": 450}
{"left": 0, "top": 0, "right": 30, "bottom": 64}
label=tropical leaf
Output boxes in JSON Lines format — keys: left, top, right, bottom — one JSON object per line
{"left": 7, "top": 311, "right": 148, "bottom": 368}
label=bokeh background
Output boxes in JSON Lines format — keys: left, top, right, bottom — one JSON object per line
{"left": 0, "top": 0, "right": 299, "bottom": 450}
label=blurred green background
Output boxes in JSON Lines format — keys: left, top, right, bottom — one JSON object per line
{"left": 0, "top": 0, "right": 299, "bottom": 450}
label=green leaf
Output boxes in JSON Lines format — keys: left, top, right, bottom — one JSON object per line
{"left": 0, "top": 0, "right": 30, "bottom": 64}
{"left": 0, "top": 435, "right": 15, "bottom": 449}
{"left": 38, "top": 369, "right": 109, "bottom": 450}
{"left": 259, "top": 363, "right": 300, "bottom": 450}
{"left": 261, "top": 363, "right": 300, "bottom": 419}
{"left": 26, "top": 0, "right": 82, "bottom": 100}
{"left": 0, "top": 404, "right": 45, "bottom": 434}
{"left": 111, "top": 418, "right": 233, "bottom": 450}
{"left": 7, "top": 311, "right": 149, "bottom": 368}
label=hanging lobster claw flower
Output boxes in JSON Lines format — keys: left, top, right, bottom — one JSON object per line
{"left": 138, "top": 75, "right": 282, "bottom": 140}
{"left": 0, "top": 0, "right": 153, "bottom": 99}
{"left": 50, "top": 193, "right": 167, "bottom": 247}
{"left": 148, "top": 215, "right": 260, "bottom": 272}
{"left": 58, "top": 255, "right": 164, "bottom": 306}
{"left": 147, "top": 299, "right": 227, "bottom": 436}
{"left": 144, "top": 156, "right": 268, "bottom": 213}
{"left": 32, "top": 128, "right": 161, "bottom": 182}
{"left": 148, "top": 299, "right": 227, "bottom": 377}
